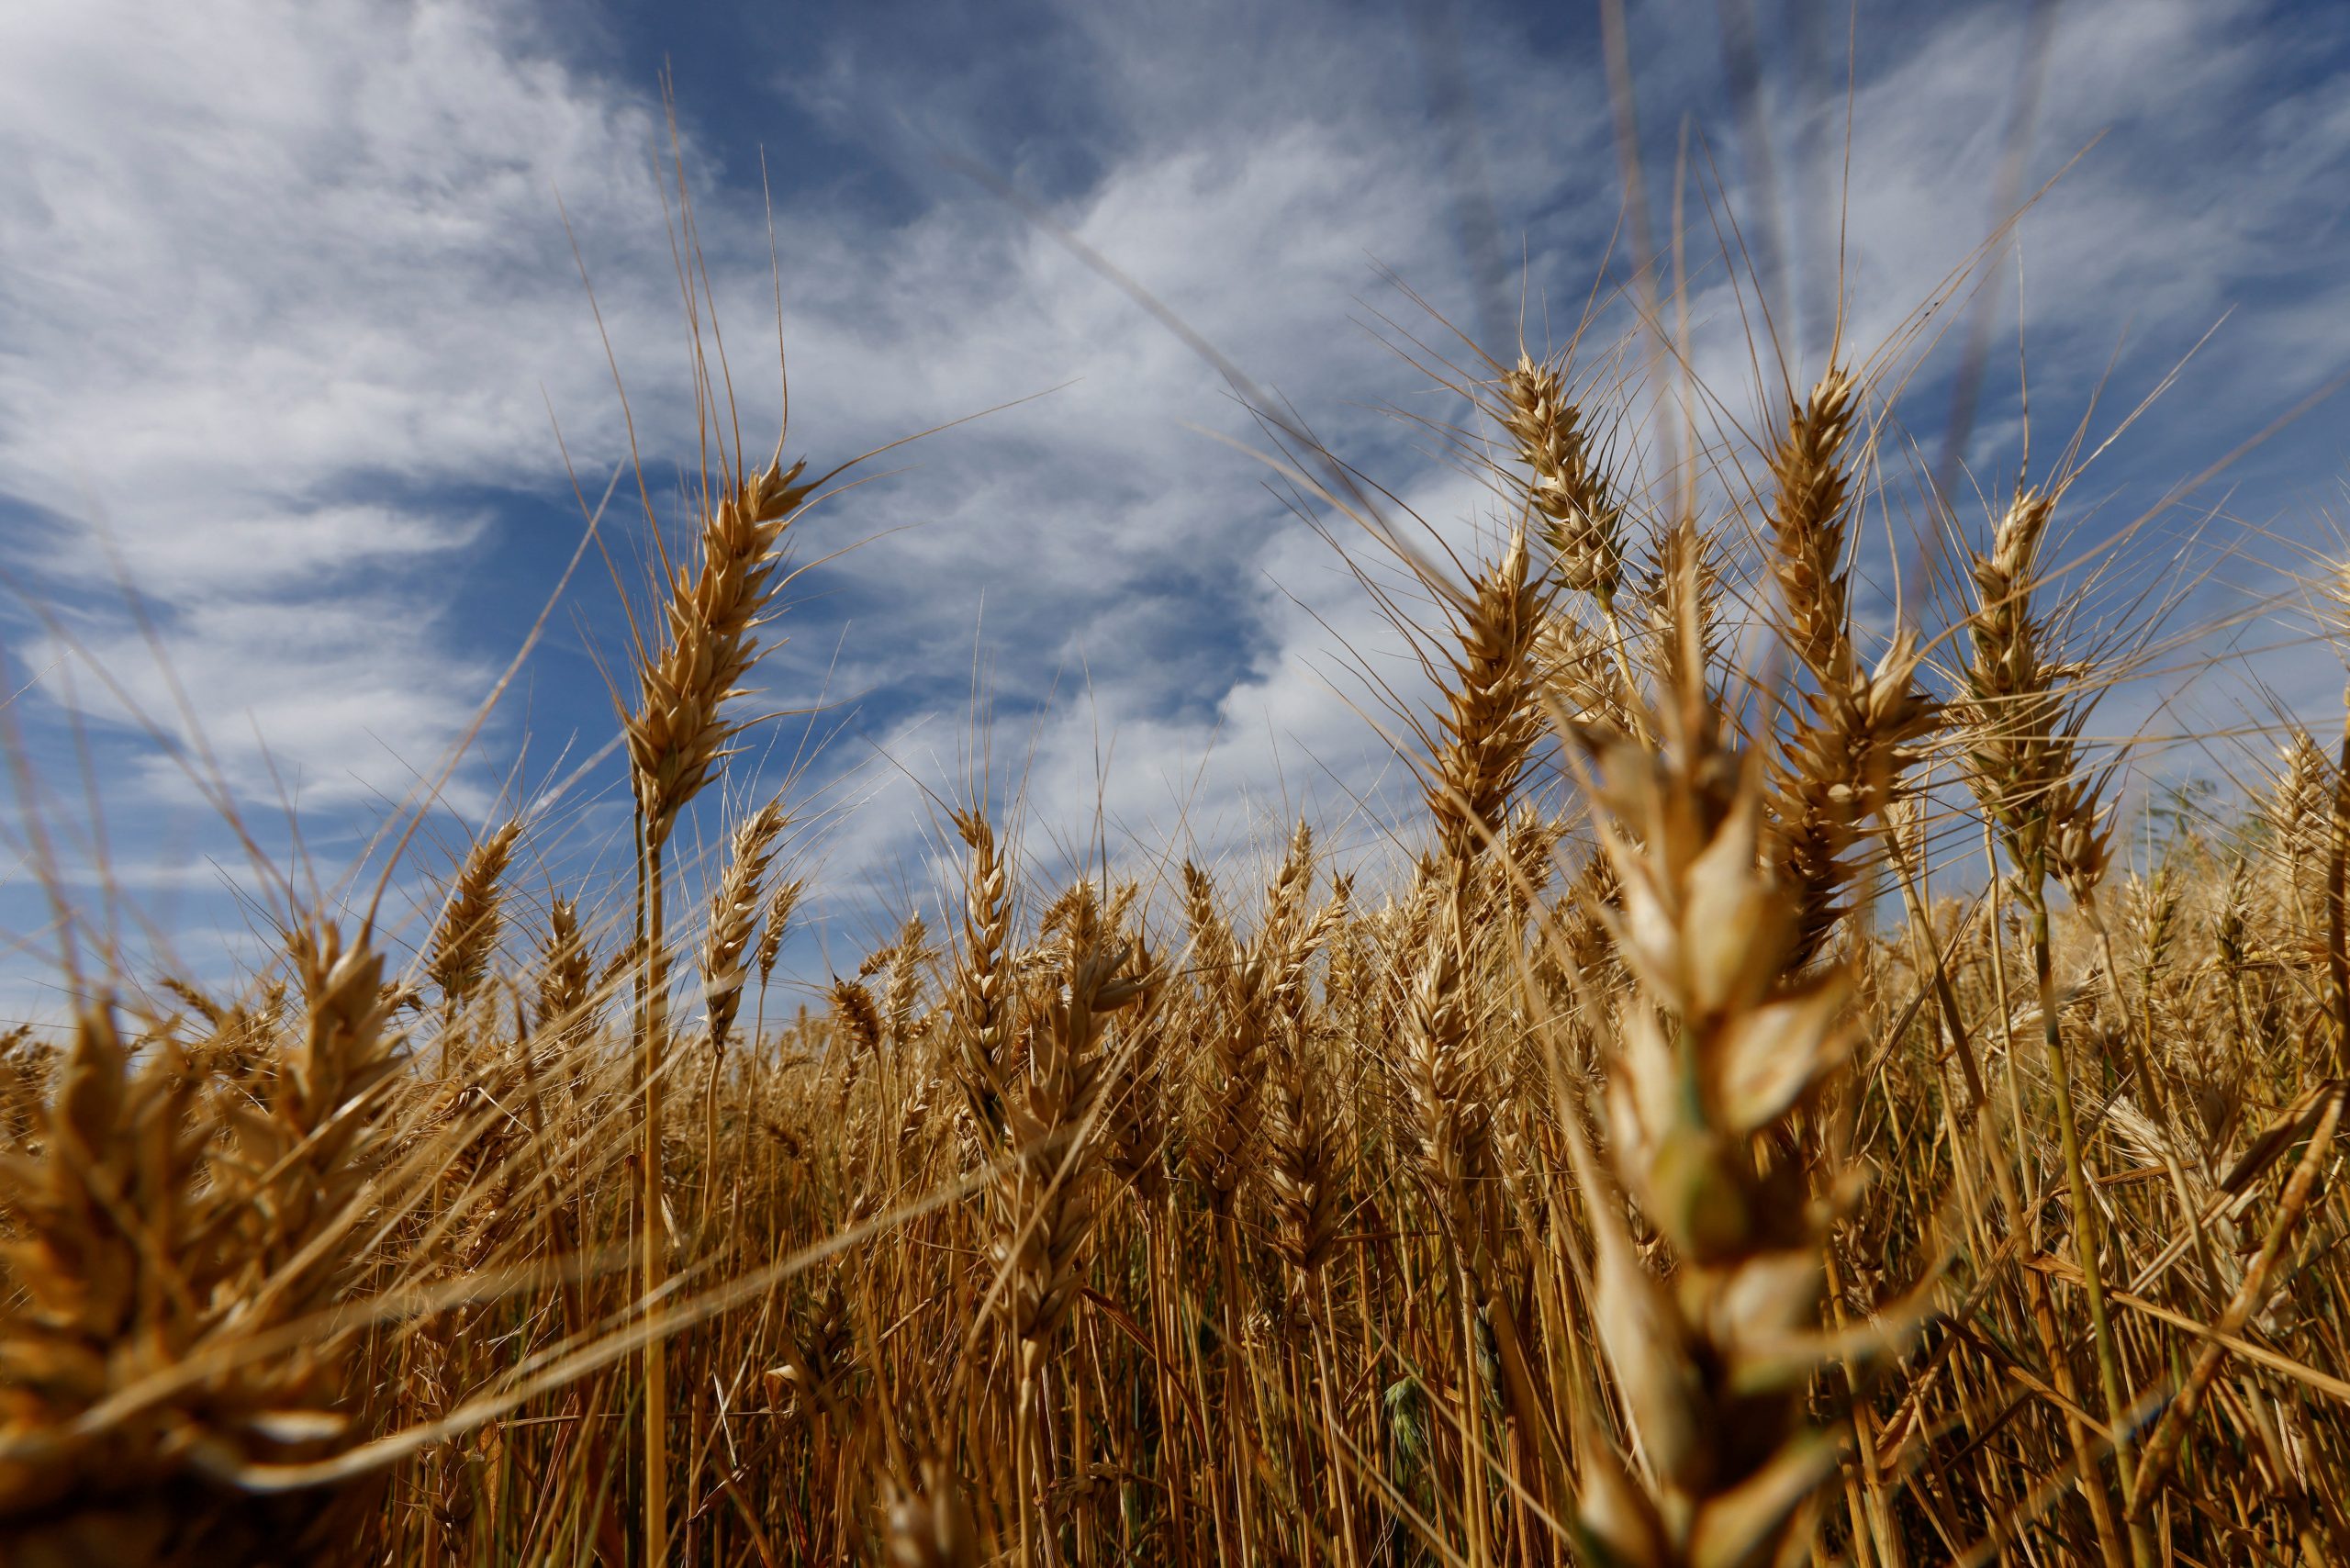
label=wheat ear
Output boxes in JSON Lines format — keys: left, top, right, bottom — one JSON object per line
{"left": 1564, "top": 705, "right": 1858, "bottom": 1567}
{"left": 1500, "top": 352, "right": 1625, "bottom": 609}
{"left": 425, "top": 819, "right": 520, "bottom": 1036}
{"left": 1760, "top": 372, "right": 1936, "bottom": 964}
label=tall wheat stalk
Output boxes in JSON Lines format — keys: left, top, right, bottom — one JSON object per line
{"left": 1959, "top": 483, "right": 2148, "bottom": 1568}
{"left": 620, "top": 442, "right": 815, "bottom": 1558}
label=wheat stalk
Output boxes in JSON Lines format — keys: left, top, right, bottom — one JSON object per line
{"left": 621, "top": 437, "right": 817, "bottom": 1560}
{"left": 1961, "top": 483, "right": 2147, "bottom": 1566}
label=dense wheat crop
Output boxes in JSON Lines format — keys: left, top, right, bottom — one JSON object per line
{"left": 3, "top": 161, "right": 2346, "bottom": 1568}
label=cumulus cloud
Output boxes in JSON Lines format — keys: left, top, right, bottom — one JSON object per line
{"left": 1, "top": 0, "right": 2344, "bottom": 1009}
{"left": 0, "top": 0, "right": 702, "bottom": 814}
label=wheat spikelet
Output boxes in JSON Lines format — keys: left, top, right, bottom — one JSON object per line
{"left": 697, "top": 799, "right": 788, "bottom": 1056}
{"left": 1639, "top": 511, "right": 1719, "bottom": 700}
{"left": 1568, "top": 708, "right": 1856, "bottom": 1566}
{"left": 1, "top": 924, "right": 401, "bottom": 1562}
{"left": 1095, "top": 936, "right": 1169, "bottom": 1202}
{"left": 1769, "top": 632, "right": 1938, "bottom": 962}
{"left": 532, "top": 896, "right": 593, "bottom": 1048}
{"left": 2270, "top": 726, "right": 2333, "bottom": 927}
{"left": 0, "top": 1008, "right": 207, "bottom": 1508}
{"left": 1183, "top": 860, "right": 1264, "bottom": 1206}
{"left": 1757, "top": 371, "right": 1938, "bottom": 962}
{"left": 880, "top": 913, "right": 933, "bottom": 1053}
{"left": 235, "top": 920, "right": 406, "bottom": 1311}
{"left": 425, "top": 820, "right": 520, "bottom": 1020}
{"left": 1398, "top": 893, "right": 1494, "bottom": 1248}
{"left": 991, "top": 884, "right": 1146, "bottom": 1348}
{"left": 1407, "top": 532, "right": 1544, "bottom": 1214}
{"left": 1762, "top": 370, "right": 1860, "bottom": 678}
{"left": 947, "top": 811, "right": 1016, "bottom": 1145}
{"left": 829, "top": 978, "right": 882, "bottom": 1116}
{"left": 1427, "top": 525, "right": 1549, "bottom": 872}
{"left": 1500, "top": 353, "right": 1625, "bottom": 605}
{"left": 1264, "top": 850, "right": 1346, "bottom": 1282}
{"left": 1961, "top": 487, "right": 2111, "bottom": 891}
{"left": 624, "top": 452, "right": 815, "bottom": 849}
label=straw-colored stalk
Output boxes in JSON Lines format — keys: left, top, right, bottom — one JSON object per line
{"left": 1409, "top": 522, "right": 1561, "bottom": 1535}
{"left": 989, "top": 885, "right": 1147, "bottom": 1563}
{"left": 1960, "top": 484, "right": 2145, "bottom": 1565}
{"left": 621, "top": 443, "right": 814, "bottom": 1559}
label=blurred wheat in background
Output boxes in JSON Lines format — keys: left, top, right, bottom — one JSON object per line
{"left": 4, "top": 10, "right": 2349, "bottom": 1567}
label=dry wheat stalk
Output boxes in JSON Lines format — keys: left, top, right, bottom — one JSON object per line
{"left": 623, "top": 451, "right": 815, "bottom": 850}
{"left": 1961, "top": 482, "right": 2145, "bottom": 1562}
{"left": 1403, "top": 521, "right": 1568, "bottom": 1538}
{"left": 985, "top": 884, "right": 1147, "bottom": 1561}
{"left": 621, "top": 432, "right": 819, "bottom": 1557}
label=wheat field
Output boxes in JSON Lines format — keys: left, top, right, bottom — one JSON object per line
{"left": 2, "top": 175, "right": 2346, "bottom": 1568}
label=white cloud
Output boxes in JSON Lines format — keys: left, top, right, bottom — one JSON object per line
{"left": 0, "top": 0, "right": 697, "bottom": 812}
{"left": 1, "top": 0, "right": 2344, "bottom": 1013}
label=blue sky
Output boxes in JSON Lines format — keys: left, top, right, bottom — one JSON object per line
{"left": 2, "top": 0, "right": 2346, "bottom": 1021}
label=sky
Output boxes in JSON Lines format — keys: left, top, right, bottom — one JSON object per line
{"left": 1, "top": 0, "right": 2346, "bottom": 1022}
